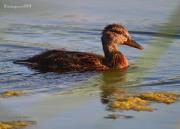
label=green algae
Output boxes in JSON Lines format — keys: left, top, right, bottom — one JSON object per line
{"left": 0, "top": 90, "right": 26, "bottom": 97}
{"left": 109, "top": 91, "right": 180, "bottom": 112}
{"left": 0, "top": 121, "right": 35, "bottom": 129}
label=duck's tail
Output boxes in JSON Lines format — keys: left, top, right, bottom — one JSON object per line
{"left": 14, "top": 59, "right": 27, "bottom": 64}
{"left": 14, "top": 59, "right": 37, "bottom": 66}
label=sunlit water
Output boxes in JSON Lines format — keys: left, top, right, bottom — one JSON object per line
{"left": 0, "top": 0, "right": 180, "bottom": 94}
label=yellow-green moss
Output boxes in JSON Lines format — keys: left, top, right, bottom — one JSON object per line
{"left": 110, "top": 96, "right": 153, "bottom": 111}
{"left": 136, "top": 91, "right": 180, "bottom": 104}
{"left": 0, "top": 90, "right": 25, "bottom": 97}
{"left": 109, "top": 91, "right": 180, "bottom": 111}
{"left": 0, "top": 121, "right": 35, "bottom": 129}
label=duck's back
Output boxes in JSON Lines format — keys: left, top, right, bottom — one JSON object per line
{"left": 15, "top": 50, "right": 107, "bottom": 72}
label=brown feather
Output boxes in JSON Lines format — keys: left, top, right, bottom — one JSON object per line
{"left": 22, "top": 50, "right": 108, "bottom": 72}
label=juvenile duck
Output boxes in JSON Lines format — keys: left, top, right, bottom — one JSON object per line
{"left": 15, "top": 24, "right": 144, "bottom": 72}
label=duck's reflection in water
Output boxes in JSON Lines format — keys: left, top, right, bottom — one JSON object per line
{"left": 100, "top": 68, "right": 128, "bottom": 104}
{"left": 100, "top": 68, "right": 135, "bottom": 119}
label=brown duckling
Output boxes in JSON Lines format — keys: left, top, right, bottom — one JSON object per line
{"left": 14, "top": 24, "right": 144, "bottom": 72}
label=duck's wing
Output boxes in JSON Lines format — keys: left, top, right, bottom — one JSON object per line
{"left": 14, "top": 50, "right": 107, "bottom": 72}
{"left": 14, "top": 50, "right": 59, "bottom": 66}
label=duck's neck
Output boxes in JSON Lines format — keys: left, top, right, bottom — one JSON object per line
{"left": 102, "top": 42, "right": 128, "bottom": 69}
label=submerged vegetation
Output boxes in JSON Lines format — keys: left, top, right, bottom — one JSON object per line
{"left": 108, "top": 90, "right": 180, "bottom": 111}
{"left": 137, "top": 91, "right": 180, "bottom": 104}
{"left": 0, "top": 121, "right": 35, "bottom": 129}
{"left": 110, "top": 96, "right": 153, "bottom": 111}
{"left": 0, "top": 90, "right": 26, "bottom": 97}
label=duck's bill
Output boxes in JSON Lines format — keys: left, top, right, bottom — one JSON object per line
{"left": 124, "top": 39, "right": 144, "bottom": 50}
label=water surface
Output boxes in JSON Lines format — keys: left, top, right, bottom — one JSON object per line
{"left": 0, "top": 0, "right": 180, "bottom": 128}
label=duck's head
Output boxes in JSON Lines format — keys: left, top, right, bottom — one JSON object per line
{"left": 101, "top": 24, "right": 144, "bottom": 50}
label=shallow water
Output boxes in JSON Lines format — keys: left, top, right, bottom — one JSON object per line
{"left": 0, "top": 0, "right": 180, "bottom": 128}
